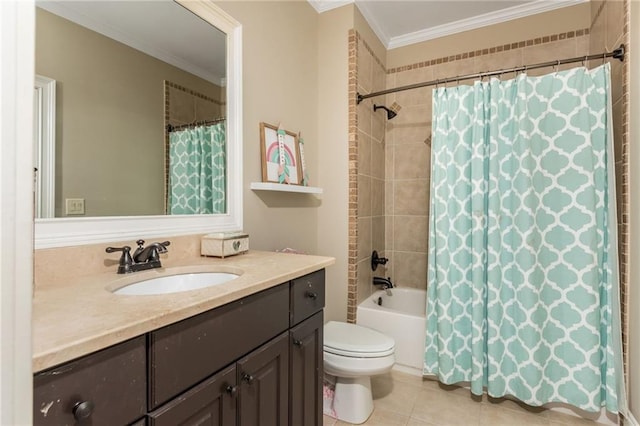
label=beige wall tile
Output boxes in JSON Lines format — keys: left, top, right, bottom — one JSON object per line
{"left": 357, "top": 99, "right": 373, "bottom": 136}
{"left": 358, "top": 217, "right": 372, "bottom": 262}
{"left": 394, "top": 143, "right": 430, "bottom": 179}
{"left": 523, "top": 39, "right": 579, "bottom": 66}
{"left": 392, "top": 104, "right": 431, "bottom": 130}
{"left": 372, "top": 215, "right": 385, "bottom": 253}
{"left": 385, "top": 180, "right": 394, "bottom": 216}
{"left": 358, "top": 130, "right": 372, "bottom": 176}
{"left": 358, "top": 174, "right": 372, "bottom": 217}
{"left": 434, "top": 57, "right": 475, "bottom": 81}
{"left": 613, "top": 98, "right": 624, "bottom": 164}
{"left": 394, "top": 180, "right": 429, "bottom": 215}
{"left": 372, "top": 110, "right": 386, "bottom": 142}
{"left": 394, "top": 216, "right": 429, "bottom": 253}
{"left": 606, "top": 0, "right": 625, "bottom": 51}
{"left": 358, "top": 39, "right": 372, "bottom": 93}
{"left": 373, "top": 62, "right": 386, "bottom": 93}
{"left": 371, "top": 139, "right": 385, "bottom": 179}
{"left": 385, "top": 143, "right": 394, "bottom": 179}
{"left": 372, "top": 177, "right": 385, "bottom": 216}
{"left": 385, "top": 215, "right": 394, "bottom": 251}
{"left": 356, "top": 260, "right": 373, "bottom": 304}
{"left": 394, "top": 251, "right": 428, "bottom": 288}
{"left": 390, "top": 123, "right": 432, "bottom": 146}
{"left": 590, "top": 8, "right": 607, "bottom": 54}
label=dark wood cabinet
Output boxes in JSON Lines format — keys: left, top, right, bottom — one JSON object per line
{"left": 237, "top": 332, "right": 289, "bottom": 426}
{"left": 33, "top": 269, "right": 326, "bottom": 426}
{"left": 149, "top": 284, "right": 289, "bottom": 409}
{"left": 148, "top": 365, "right": 237, "bottom": 426}
{"left": 290, "top": 311, "right": 323, "bottom": 426}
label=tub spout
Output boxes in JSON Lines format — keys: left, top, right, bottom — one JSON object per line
{"left": 373, "top": 276, "right": 394, "bottom": 289}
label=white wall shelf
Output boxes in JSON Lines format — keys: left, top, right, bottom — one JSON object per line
{"left": 250, "top": 182, "right": 323, "bottom": 194}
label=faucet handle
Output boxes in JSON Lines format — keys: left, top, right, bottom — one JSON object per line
{"left": 136, "top": 239, "right": 145, "bottom": 248}
{"left": 105, "top": 246, "right": 133, "bottom": 274}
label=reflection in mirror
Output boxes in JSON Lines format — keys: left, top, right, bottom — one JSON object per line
{"left": 34, "top": 0, "right": 243, "bottom": 249}
{"left": 35, "top": 0, "right": 227, "bottom": 217}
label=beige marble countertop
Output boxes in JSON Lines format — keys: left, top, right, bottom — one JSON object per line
{"left": 33, "top": 250, "right": 335, "bottom": 372}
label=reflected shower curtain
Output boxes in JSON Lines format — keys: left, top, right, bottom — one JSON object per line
{"left": 424, "top": 64, "right": 626, "bottom": 413}
{"left": 169, "top": 122, "right": 226, "bottom": 214}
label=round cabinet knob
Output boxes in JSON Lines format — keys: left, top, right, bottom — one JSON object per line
{"left": 241, "top": 373, "right": 255, "bottom": 384}
{"left": 225, "top": 384, "right": 238, "bottom": 397}
{"left": 72, "top": 400, "right": 94, "bottom": 420}
{"left": 305, "top": 291, "right": 318, "bottom": 300}
{"left": 293, "top": 339, "right": 303, "bottom": 347}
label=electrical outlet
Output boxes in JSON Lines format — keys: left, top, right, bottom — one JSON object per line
{"left": 65, "top": 198, "right": 85, "bottom": 215}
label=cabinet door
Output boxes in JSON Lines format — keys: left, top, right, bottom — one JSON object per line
{"left": 290, "top": 311, "right": 323, "bottom": 426}
{"left": 148, "top": 364, "right": 236, "bottom": 426}
{"left": 237, "top": 332, "right": 289, "bottom": 426}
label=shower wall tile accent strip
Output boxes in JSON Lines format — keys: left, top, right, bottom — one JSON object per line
{"left": 347, "top": 29, "right": 358, "bottom": 323}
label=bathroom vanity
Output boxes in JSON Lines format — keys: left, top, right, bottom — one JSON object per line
{"left": 32, "top": 251, "right": 333, "bottom": 425}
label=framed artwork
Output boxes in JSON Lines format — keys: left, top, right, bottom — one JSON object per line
{"left": 260, "top": 122, "right": 302, "bottom": 185}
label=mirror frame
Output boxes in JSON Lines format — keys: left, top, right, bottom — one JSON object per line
{"left": 34, "top": 0, "right": 243, "bottom": 249}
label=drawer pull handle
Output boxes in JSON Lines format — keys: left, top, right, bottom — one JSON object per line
{"left": 73, "top": 400, "right": 94, "bottom": 420}
{"left": 242, "top": 373, "right": 255, "bottom": 384}
{"left": 305, "top": 291, "right": 318, "bottom": 300}
{"left": 293, "top": 338, "right": 303, "bottom": 347}
{"left": 225, "top": 384, "right": 238, "bottom": 397}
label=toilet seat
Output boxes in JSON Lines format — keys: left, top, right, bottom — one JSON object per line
{"left": 324, "top": 321, "right": 395, "bottom": 358}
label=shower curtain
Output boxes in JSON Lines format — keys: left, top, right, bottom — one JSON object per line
{"left": 169, "top": 122, "right": 226, "bottom": 214}
{"left": 424, "top": 64, "right": 626, "bottom": 413}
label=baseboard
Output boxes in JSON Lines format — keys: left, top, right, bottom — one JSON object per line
{"left": 626, "top": 411, "right": 640, "bottom": 426}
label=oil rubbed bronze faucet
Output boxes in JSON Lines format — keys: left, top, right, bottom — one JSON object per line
{"left": 106, "top": 239, "right": 170, "bottom": 274}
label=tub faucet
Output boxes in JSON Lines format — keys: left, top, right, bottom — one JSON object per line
{"left": 373, "top": 276, "right": 394, "bottom": 290}
{"left": 105, "top": 239, "right": 171, "bottom": 274}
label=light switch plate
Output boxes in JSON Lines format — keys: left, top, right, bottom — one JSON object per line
{"left": 65, "top": 198, "right": 85, "bottom": 215}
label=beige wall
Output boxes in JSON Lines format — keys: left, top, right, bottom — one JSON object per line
{"left": 317, "top": 5, "right": 354, "bottom": 323}
{"left": 216, "top": 1, "right": 320, "bottom": 255}
{"left": 35, "top": 8, "right": 223, "bottom": 217}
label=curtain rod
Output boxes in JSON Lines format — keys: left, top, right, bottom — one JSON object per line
{"left": 166, "top": 117, "right": 226, "bottom": 132}
{"left": 357, "top": 44, "right": 625, "bottom": 104}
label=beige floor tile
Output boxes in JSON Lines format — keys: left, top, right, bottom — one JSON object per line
{"left": 324, "top": 414, "right": 338, "bottom": 425}
{"left": 479, "top": 403, "right": 550, "bottom": 426}
{"left": 547, "top": 409, "right": 615, "bottom": 425}
{"left": 336, "top": 407, "right": 410, "bottom": 426}
{"left": 372, "top": 374, "right": 422, "bottom": 415}
{"left": 483, "top": 395, "right": 547, "bottom": 416}
{"left": 410, "top": 388, "right": 482, "bottom": 426}
{"left": 406, "top": 418, "right": 437, "bottom": 426}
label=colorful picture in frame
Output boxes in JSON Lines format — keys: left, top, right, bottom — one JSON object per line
{"left": 260, "top": 122, "right": 302, "bottom": 185}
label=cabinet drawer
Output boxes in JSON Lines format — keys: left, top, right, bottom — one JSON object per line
{"left": 33, "top": 336, "right": 146, "bottom": 426}
{"left": 290, "top": 269, "right": 325, "bottom": 325}
{"left": 149, "top": 284, "right": 289, "bottom": 409}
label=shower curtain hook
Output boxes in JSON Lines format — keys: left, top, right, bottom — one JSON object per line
{"left": 582, "top": 56, "right": 588, "bottom": 67}
{"left": 554, "top": 60, "right": 560, "bottom": 73}
{"left": 602, "top": 52, "right": 607, "bottom": 65}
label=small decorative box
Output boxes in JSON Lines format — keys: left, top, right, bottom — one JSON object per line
{"left": 201, "top": 232, "right": 249, "bottom": 258}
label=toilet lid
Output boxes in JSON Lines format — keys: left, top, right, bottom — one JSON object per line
{"left": 323, "top": 321, "right": 395, "bottom": 357}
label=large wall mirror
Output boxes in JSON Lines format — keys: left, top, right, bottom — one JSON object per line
{"left": 34, "top": 0, "right": 243, "bottom": 248}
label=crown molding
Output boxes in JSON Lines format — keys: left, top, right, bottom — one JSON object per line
{"left": 387, "top": 0, "right": 588, "bottom": 50}
{"left": 307, "top": 0, "right": 354, "bottom": 13}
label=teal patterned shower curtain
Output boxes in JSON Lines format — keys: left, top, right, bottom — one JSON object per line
{"left": 169, "top": 122, "right": 226, "bottom": 214}
{"left": 424, "top": 64, "right": 626, "bottom": 413}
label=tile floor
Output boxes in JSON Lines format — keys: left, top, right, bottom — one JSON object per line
{"left": 323, "top": 370, "right": 614, "bottom": 426}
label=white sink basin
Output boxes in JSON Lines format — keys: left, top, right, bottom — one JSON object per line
{"left": 113, "top": 272, "right": 239, "bottom": 295}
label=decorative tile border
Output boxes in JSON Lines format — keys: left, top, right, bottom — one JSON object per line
{"left": 387, "top": 28, "right": 589, "bottom": 74}
{"left": 348, "top": 29, "right": 359, "bottom": 323}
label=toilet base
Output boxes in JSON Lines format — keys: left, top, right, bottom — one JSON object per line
{"left": 332, "top": 376, "right": 374, "bottom": 424}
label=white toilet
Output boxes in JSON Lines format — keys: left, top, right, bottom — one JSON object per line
{"left": 323, "top": 321, "right": 395, "bottom": 424}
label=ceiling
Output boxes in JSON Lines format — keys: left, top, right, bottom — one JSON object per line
{"left": 308, "top": 0, "right": 587, "bottom": 49}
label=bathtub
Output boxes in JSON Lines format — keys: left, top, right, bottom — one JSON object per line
{"left": 356, "top": 288, "right": 426, "bottom": 376}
